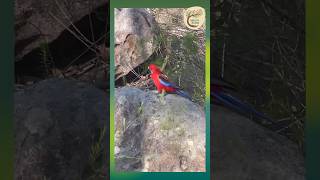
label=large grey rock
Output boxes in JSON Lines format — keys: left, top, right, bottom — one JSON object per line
{"left": 114, "top": 8, "right": 158, "bottom": 79}
{"left": 15, "top": 0, "right": 108, "bottom": 60}
{"left": 212, "top": 105, "right": 305, "bottom": 180}
{"left": 115, "top": 87, "right": 206, "bottom": 172}
{"left": 14, "top": 79, "right": 108, "bottom": 180}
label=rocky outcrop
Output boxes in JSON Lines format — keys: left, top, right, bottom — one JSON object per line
{"left": 212, "top": 105, "right": 305, "bottom": 180}
{"left": 13, "top": 79, "right": 304, "bottom": 178}
{"left": 114, "top": 87, "right": 304, "bottom": 176}
{"left": 114, "top": 8, "right": 158, "bottom": 79}
{"left": 14, "top": 79, "right": 108, "bottom": 180}
{"left": 115, "top": 87, "right": 206, "bottom": 172}
{"left": 15, "top": 0, "right": 108, "bottom": 60}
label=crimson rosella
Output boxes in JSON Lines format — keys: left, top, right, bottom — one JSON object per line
{"left": 148, "top": 64, "right": 191, "bottom": 100}
{"left": 211, "top": 77, "right": 276, "bottom": 124}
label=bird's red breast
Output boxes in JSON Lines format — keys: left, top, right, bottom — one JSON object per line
{"left": 149, "top": 64, "right": 176, "bottom": 93}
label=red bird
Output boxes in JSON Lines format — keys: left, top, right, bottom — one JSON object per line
{"left": 148, "top": 64, "right": 191, "bottom": 100}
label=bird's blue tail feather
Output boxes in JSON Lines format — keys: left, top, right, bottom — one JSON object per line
{"left": 212, "top": 91, "right": 275, "bottom": 124}
{"left": 176, "top": 89, "right": 192, "bottom": 100}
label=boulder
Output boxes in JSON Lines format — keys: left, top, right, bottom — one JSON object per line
{"left": 212, "top": 105, "right": 305, "bottom": 180}
{"left": 115, "top": 87, "right": 206, "bottom": 172}
{"left": 114, "top": 8, "right": 158, "bottom": 79}
{"left": 13, "top": 79, "right": 305, "bottom": 178}
{"left": 14, "top": 79, "right": 108, "bottom": 180}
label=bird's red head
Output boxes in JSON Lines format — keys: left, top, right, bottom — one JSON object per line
{"left": 148, "top": 64, "right": 161, "bottom": 74}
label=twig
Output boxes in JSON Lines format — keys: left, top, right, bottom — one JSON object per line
{"left": 221, "top": 37, "right": 226, "bottom": 78}
{"left": 54, "top": 0, "right": 94, "bottom": 46}
{"left": 49, "top": 12, "right": 97, "bottom": 54}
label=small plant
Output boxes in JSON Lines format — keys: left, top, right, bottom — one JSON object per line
{"left": 182, "top": 32, "right": 198, "bottom": 55}
{"left": 39, "top": 41, "right": 54, "bottom": 77}
{"left": 137, "top": 102, "right": 144, "bottom": 115}
{"left": 86, "top": 126, "right": 107, "bottom": 179}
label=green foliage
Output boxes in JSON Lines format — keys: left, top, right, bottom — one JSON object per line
{"left": 170, "top": 36, "right": 181, "bottom": 50}
{"left": 137, "top": 102, "right": 144, "bottom": 115}
{"left": 182, "top": 32, "right": 198, "bottom": 54}
{"left": 153, "top": 29, "right": 168, "bottom": 55}
{"left": 151, "top": 58, "right": 164, "bottom": 68}
{"left": 192, "top": 82, "right": 206, "bottom": 104}
{"left": 39, "top": 42, "right": 54, "bottom": 76}
{"left": 85, "top": 127, "right": 106, "bottom": 179}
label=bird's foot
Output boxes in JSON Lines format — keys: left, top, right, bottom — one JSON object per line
{"left": 159, "top": 90, "right": 166, "bottom": 105}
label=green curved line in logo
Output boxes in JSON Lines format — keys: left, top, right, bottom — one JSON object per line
{"left": 187, "top": 15, "right": 198, "bottom": 28}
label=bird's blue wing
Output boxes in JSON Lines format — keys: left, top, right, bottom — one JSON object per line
{"left": 158, "top": 74, "right": 179, "bottom": 89}
{"left": 158, "top": 74, "right": 191, "bottom": 100}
